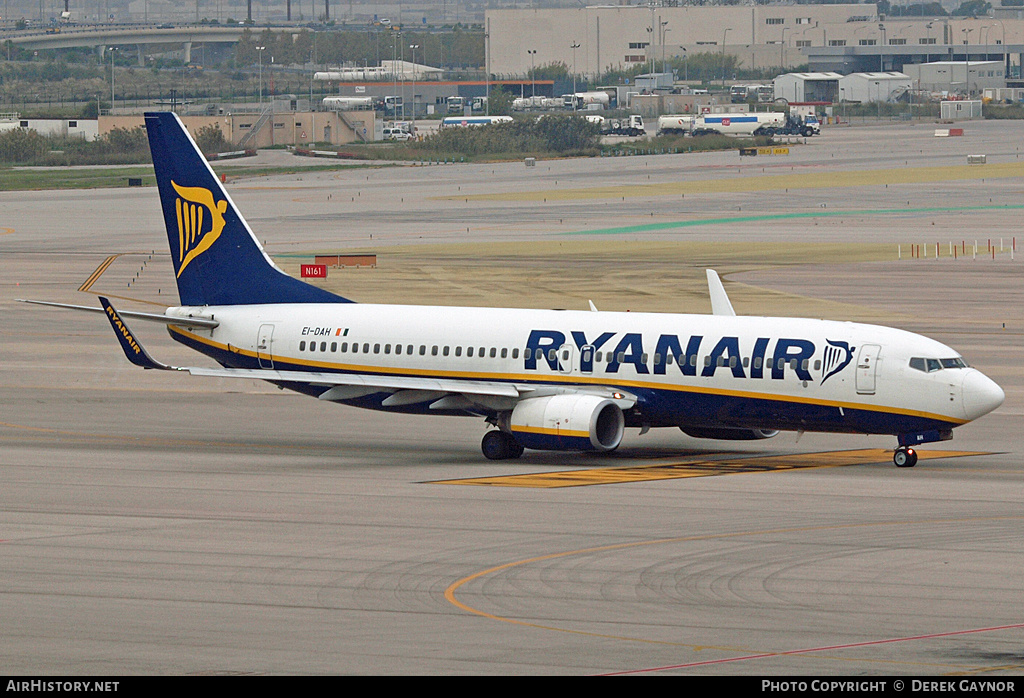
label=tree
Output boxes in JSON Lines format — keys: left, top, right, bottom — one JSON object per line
{"left": 487, "top": 86, "right": 513, "bottom": 116}
{"left": 952, "top": 0, "right": 992, "bottom": 16}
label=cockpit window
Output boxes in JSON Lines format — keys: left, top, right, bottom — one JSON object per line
{"left": 909, "top": 357, "right": 968, "bottom": 373}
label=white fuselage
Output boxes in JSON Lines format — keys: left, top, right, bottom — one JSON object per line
{"left": 165, "top": 302, "right": 999, "bottom": 435}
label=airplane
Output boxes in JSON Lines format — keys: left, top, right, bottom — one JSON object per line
{"left": 21, "top": 112, "right": 1005, "bottom": 467}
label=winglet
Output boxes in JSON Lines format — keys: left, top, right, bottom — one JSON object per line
{"left": 706, "top": 269, "right": 737, "bottom": 316}
{"left": 99, "top": 297, "right": 175, "bottom": 370}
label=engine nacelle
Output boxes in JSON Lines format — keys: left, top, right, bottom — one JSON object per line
{"left": 508, "top": 394, "right": 624, "bottom": 452}
{"left": 680, "top": 426, "right": 779, "bottom": 441}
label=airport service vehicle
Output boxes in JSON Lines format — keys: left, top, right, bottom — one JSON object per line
{"left": 656, "top": 114, "right": 695, "bottom": 136}
{"left": 322, "top": 96, "right": 376, "bottom": 111}
{"left": 567, "top": 91, "right": 611, "bottom": 110}
{"left": 447, "top": 96, "right": 466, "bottom": 114}
{"left": 586, "top": 114, "right": 645, "bottom": 136}
{"left": 382, "top": 127, "right": 411, "bottom": 141}
{"left": 690, "top": 112, "right": 787, "bottom": 137}
{"left": 22, "top": 113, "right": 1004, "bottom": 466}
{"left": 440, "top": 116, "right": 513, "bottom": 127}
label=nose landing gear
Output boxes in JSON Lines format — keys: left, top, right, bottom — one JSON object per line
{"left": 893, "top": 447, "right": 918, "bottom": 468}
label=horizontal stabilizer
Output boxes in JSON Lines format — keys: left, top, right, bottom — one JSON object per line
{"left": 17, "top": 299, "right": 220, "bottom": 328}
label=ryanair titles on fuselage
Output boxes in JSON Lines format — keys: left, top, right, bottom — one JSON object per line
{"left": 297, "top": 325, "right": 856, "bottom": 383}
{"left": 525, "top": 329, "right": 850, "bottom": 381}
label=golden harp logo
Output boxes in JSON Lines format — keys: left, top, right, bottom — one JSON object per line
{"left": 172, "top": 181, "right": 228, "bottom": 278}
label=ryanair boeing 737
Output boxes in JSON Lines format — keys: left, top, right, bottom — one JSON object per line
{"left": 23, "top": 112, "right": 1005, "bottom": 466}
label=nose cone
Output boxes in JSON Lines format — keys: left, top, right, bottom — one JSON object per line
{"left": 962, "top": 370, "right": 1005, "bottom": 421}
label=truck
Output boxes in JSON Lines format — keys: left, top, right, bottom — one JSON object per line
{"left": 322, "top": 96, "right": 375, "bottom": 111}
{"left": 587, "top": 114, "right": 645, "bottom": 137}
{"left": 567, "top": 91, "right": 611, "bottom": 110}
{"left": 447, "top": 96, "right": 466, "bottom": 114}
{"left": 440, "top": 116, "right": 513, "bottom": 128}
{"left": 769, "top": 113, "right": 821, "bottom": 137}
{"left": 690, "top": 112, "right": 786, "bottom": 137}
{"left": 656, "top": 114, "right": 695, "bottom": 136}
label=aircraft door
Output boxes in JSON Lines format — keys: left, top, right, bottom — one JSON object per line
{"left": 856, "top": 344, "right": 881, "bottom": 395}
{"left": 558, "top": 343, "right": 575, "bottom": 375}
{"left": 580, "top": 345, "right": 594, "bottom": 374}
{"left": 257, "top": 324, "right": 275, "bottom": 369}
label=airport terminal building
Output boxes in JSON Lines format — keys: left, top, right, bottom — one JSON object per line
{"left": 485, "top": 4, "right": 1024, "bottom": 90}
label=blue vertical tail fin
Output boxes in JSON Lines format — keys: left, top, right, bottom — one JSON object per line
{"left": 144, "top": 112, "right": 351, "bottom": 306}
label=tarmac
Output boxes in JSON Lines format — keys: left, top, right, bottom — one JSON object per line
{"left": 1, "top": 118, "right": 1022, "bottom": 675}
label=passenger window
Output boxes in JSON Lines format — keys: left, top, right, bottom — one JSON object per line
{"left": 373, "top": 344, "right": 380, "bottom": 354}
{"left": 299, "top": 341, "right": 306, "bottom": 351}
{"left": 455, "top": 346, "right": 462, "bottom": 357}
{"left": 490, "top": 348, "right": 496, "bottom": 358}
{"left": 548, "top": 349, "right": 557, "bottom": 362}
{"left": 407, "top": 345, "right": 414, "bottom": 355}
{"left": 395, "top": 344, "right": 402, "bottom": 355}
{"left": 468, "top": 347, "right": 474, "bottom": 358}
{"left": 352, "top": 343, "right": 359, "bottom": 354}
{"left": 320, "top": 342, "right": 326, "bottom": 352}
{"left": 384, "top": 344, "right": 391, "bottom": 354}
{"left": 363, "top": 343, "right": 370, "bottom": 353}
{"left": 331, "top": 342, "right": 337, "bottom": 352}
{"left": 754, "top": 356, "right": 762, "bottom": 369}
{"left": 512, "top": 348, "right": 519, "bottom": 359}
{"left": 443, "top": 346, "right": 450, "bottom": 356}
{"left": 419, "top": 345, "right": 426, "bottom": 356}
{"left": 617, "top": 352, "right": 626, "bottom": 363}
{"left": 431, "top": 345, "right": 439, "bottom": 356}
{"left": 501, "top": 348, "right": 508, "bottom": 359}
{"left": 641, "top": 353, "right": 649, "bottom": 364}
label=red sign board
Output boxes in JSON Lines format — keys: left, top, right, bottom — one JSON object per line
{"left": 301, "top": 264, "right": 327, "bottom": 278}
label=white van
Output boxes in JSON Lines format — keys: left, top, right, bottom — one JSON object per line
{"left": 382, "top": 127, "right": 411, "bottom": 141}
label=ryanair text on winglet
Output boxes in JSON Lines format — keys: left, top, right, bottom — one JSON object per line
{"left": 105, "top": 305, "right": 142, "bottom": 356}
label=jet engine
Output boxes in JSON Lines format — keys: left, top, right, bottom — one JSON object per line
{"left": 506, "top": 394, "right": 625, "bottom": 452}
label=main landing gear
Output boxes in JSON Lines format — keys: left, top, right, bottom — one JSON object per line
{"left": 481, "top": 430, "right": 525, "bottom": 461}
{"left": 893, "top": 447, "right": 918, "bottom": 468}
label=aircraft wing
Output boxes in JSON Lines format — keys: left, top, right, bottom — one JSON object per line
{"left": 92, "top": 296, "right": 636, "bottom": 409}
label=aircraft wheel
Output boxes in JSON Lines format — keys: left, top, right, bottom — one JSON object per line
{"left": 893, "top": 447, "right": 918, "bottom": 468}
{"left": 482, "top": 430, "right": 522, "bottom": 460}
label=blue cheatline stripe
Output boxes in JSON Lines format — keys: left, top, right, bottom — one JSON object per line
{"left": 562, "top": 204, "right": 1024, "bottom": 237}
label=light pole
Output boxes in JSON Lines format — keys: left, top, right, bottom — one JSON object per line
{"left": 527, "top": 48, "right": 537, "bottom": 97}
{"left": 962, "top": 27, "right": 973, "bottom": 96}
{"left": 661, "top": 23, "right": 669, "bottom": 74}
{"left": 409, "top": 43, "right": 419, "bottom": 133}
{"left": 256, "top": 45, "right": 265, "bottom": 108}
{"left": 108, "top": 46, "right": 118, "bottom": 114}
{"left": 721, "top": 28, "right": 731, "bottom": 90}
{"left": 926, "top": 22, "right": 933, "bottom": 64}
{"left": 879, "top": 23, "right": 886, "bottom": 71}
{"left": 681, "top": 47, "right": 687, "bottom": 83}
{"left": 780, "top": 26, "right": 789, "bottom": 71}
{"left": 570, "top": 42, "right": 580, "bottom": 107}
{"left": 484, "top": 27, "right": 490, "bottom": 115}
